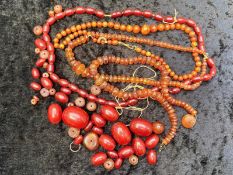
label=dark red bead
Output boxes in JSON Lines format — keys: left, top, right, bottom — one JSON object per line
{"left": 42, "top": 33, "right": 50, "bottom": 42}
{"left": 84, "top": 121, "right": 93, "bottom": 132}
{"left": 99, "top": 105, "right": 119, "bottom": 122}
{"left": 91, "top": 152, "right": 107, "bottom": 166}
{"left": 107, "top": 151, "right": 118, "bottom": 159}
{"left": 154, "top": 14, "right": 163, "bottom": 21}
{"left": 41, "top": 77, "right": 53, "bottom": 89}
{"left": 111, "top": 122, "right": 131, "bottom": 145}
{"left": 55, "top": 92, "right": 69, "bottom": 103}
{"left": 47, "top": 103, "right": 62, "bottom": 124}
{"left": 48, "top": 54, "right": 55, "bottom": 64}
{"left": 99, "top": 134, "right": 116, "bottom": 151}
{"left": 36, "top": 58, "right": 46, "bottom": 67}
{"left": 145, "top": 134, "right": 159, "bottom": 149}
{"left": 96, "top": 98, "right": 107, "bottom": 105}
{"left": 132, "top": 137, "right": 146, "bottom": 156}
{"left": 133, "top": 9, "right": 142, "bottom": 16}
{"left": 73, "top": 135, "right": 83, "bottom": 145}
{"left": 87, "top": 94, "right": 97, "bottom": 102}
{"left": 30, "top": 82, "right": 41, "bottom": 91}
{"left": 210, "top": 67, "right": 217, "bottom": 76}
{"left": 60, "top": 87, "right": 71, "bottom": 95}
{"left": 91, "top": 113, "right": 106, "bottom": 128}
{"left": 130, "top": 118, "right": 153, "bottom": 137}
{"left": 114, "top": 158, "right": 123, "bottom": 169}
{"left": 49, "top": 73, "right": 59, "bottom": 82}
{"left": 207, "top": 58, "right": 215, "bottom": 68}
{"left": 69, "top": 84, "right": 79, "bottom": 91}
{"left": 47, "top": 64, "right": 54, "bottom": 72}
{"left": 143, "top": 10, "right": 152, "bottom": 18}
{"left": 86, "top": 7, "right": 95, "bottom": 14}
{"left": 92, "top": 126, "right": 103, "bottom": 135}
{"left": 34, "top": 38, "right": 46, "bottom": 50}
{"left": 31, "top": 68, "right": 40, "bottom": 79}
{"left": 111, "top": 11, "right": 122, "bottom": 18}
{"left": 194, "top": 26, "right": 201, "bottom": 34}
{"left": 203, "top": 74, "right": 212, "bottom": 81}
{"left": 192, "top": 76, "right": 202, "bottom": 83}
{"left": 95, "top": 10, "right": 104, "bottom": 18}
{"left": 118, "top": 146, "right": 134, "bottom": 159}
{"left": 186, "top": 19, "right": 196, "bottom": 27}
{"left": 147, "top": 150, "right": 157, "bottom": 165}
{"left": 59, "top": 79, "right": 69, "bottom": 87}
{"left": 164, "top": 16, "right": 174, "bottom": 23}
{"left": 123, "top": 9, "right": 133, "bottom": 16}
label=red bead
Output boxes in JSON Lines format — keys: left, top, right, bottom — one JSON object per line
{"left": 177, "top": 17, "right": 186, "bottom": 24}
{"left": 186, "top": 19, "right": 196, "bottom": 27}
{"left": 42, "top": 24, "right": 50, "bottom": 33}
{"left": 73, "top": 135, "right": 83, "bottom": 145}
{"left": 31, "top": 68, "right": 40, "bottom": 79}
{"left": 75, "top": 6, "right": 85, "bottom": 14}
{"left": 77, "top": 89, "right": 88, "bottom": 97}
{"left": 118, "top": 146, "right": 134, "bottom": 159}
{"left": 132, "top": 137, "right": 146, "bottom": 156}
{"left": 47, "top": 64, "right": 54, "bottom": 72}
{"left": 49, "top": 73, "right": 59, "bottom": 82}
{"left": 133, "top": 9, "right": 142, "bottom": 16}
{"left": 97, "top": 98, "right": 107, "bottom": 105}
{"left": 30, "top": 82, "right": 41, "bottom": 91}
{"left": 207, "top": 58, "right": 215, "bottom": 68}
{"left": 111, "top": 11, "right": 122, "bottom": 18}
{"left": 91, "top": 113, "right": 106, "bottom": 127}
{"left": 99, "top": 105, "right": 119, "bottom": 122}
{"left": 111, "top": 122, "right": 131, "bottom": 145}
{"left": 192, "top": 76, "right": 202, "bottom": 83}
{"left": 130, "top": 118, "right": 153, "bottom": 137}
{"left": 55, "top": 92, "right": 69, "bottom": 103}
{"left": 194, "top": 26, "right": 201, "bottom": 34}
{"left": 105, "top": 101, "right": 116, "bottom": 107}
{"left": 99, "top": 134, "right": 116, "bottom": 151}
{"left": 69, "top": 84, "right": 79, "bottom": 92}
{"left": 164, "top": 16, "right": 174, "bottom": 23}
{"left": 210, "top": 67, "right": 216, "bottom": 76}
{"left": 123, "top": 9, "right": 133, "bottom": 16}
{"left": 92, "top": 126, "right": 103, "bottom": 135}
{"left": 87, "top": 94, "right": 97, "bottom": 102}
{"left": 147, "top": 150, "right": 157, "bottom": 165}
{"left": 145, "top": 134, "right": 159, "bottom": 149}
{"left": 95, "top": 10, "right": 104, "bottom": 18}
{"left": 47, "top": 17, "right": 56, "bottom": 25}
{"left": 170, "top": 87, "right": 181, "bottom": 94}
{"left": 55, "top": 12, "right": 65, "bottom": 20}
{"left": 62, "top": 106, "right": 89, "bottom": 129}
{"left": 143, "top": 10, "right": 152, "bottom": 18}
{"left": 107, "top": 151, "right": 118, "bottom": 159}
{"left": 47, "top": 103, "right": 62, "bottom": 124}
{"left": 59, "top": 79, "right": 69, "bottom": 87}
{"left": 114, "top": 158, "right": 123, "bottom": 169}
{"left": 199, "top": 44, "right": 205, "bottom": 51}
{"left": 60, "top": 87, "right": 71, "bottom": 95}
{"left": 34, "top": 38, "right": 46, "bottom": 50}
{"left": 198, "top": 35, "right": 204, "bottom": 43}
{"left": 154, "top": 14, "right": 163, "bottom": 21}
{"left": 40, "top": 77, "right": 53, "bottom": 89}
{"left": 91, "top": 152, "right": 107, "bottom": 166}
{"left": 65, "top": 9, "right": 75, "bottom": 16}
{"left": 48, "top": 54, "right": 55, "bottom": 64}
{"left": 42, "top": 33, "right": 50, "bottom": 42}
{"left": 36, "top": 58, "right": 46, "bottom": 67}
{"left": 47, "top": 43, "right": 54, "bottom": 53}
{"left": 84, "top": 121, "right": 93, "bottom": 132}
{"left": 203, "top": 74, "right": 212, "bottom": 81}
{"left": 86, "top": 7, "right": 95, "bottom": 14}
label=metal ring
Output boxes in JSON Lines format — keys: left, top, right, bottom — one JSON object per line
{"left": 69, "top": 141, "right": 82, "bottom": 153}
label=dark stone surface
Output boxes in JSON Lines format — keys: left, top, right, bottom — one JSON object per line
{"left": 0, "top": 0, "right": 233, "bottom": 174}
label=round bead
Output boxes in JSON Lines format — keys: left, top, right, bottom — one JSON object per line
{"left": 39, "top": 50, "right": 49, "bottom": 59}
{"left": 111, "top": 122, "right": 131, "bottom": 145}
{"left": 83, "top": 132, "right": 99, "bottom": 151}
{"left": 40, "top": 88, "right": 50, "bottom": 97}
{"left": 68, "top": 127, "right": 80, "bottom": 138}
{"left": 103, "top": 159, "right": 114, "bottom": 171}
{"left": 42, "top": 72, "right": 49, "bottom": 78}
{"left": 90, "top": 85, "right": 101, "bottom": 95}
{"left": 141, "top": 24, "right": 150, "bottom": 35}
{"left": 152, "top": 121, "right": 165, "bottom": 134}
{"left": 86, "top": 102, "right": 97, "bottom": 111}
{"left": 33, "top": 25, "right": 43, "bottom": 36}
{"left": 129, "top": 155, "right": 138, "bottom": 165}
{"left": 49, "top": 88, "right": 56, "bottom": 95}
{"left": 54, "top": 5, "right": 62, "bottom": 13}
{"left": 31, "top": 99, "right": 37, "bottom": 105}
{"left": 47, "top": 103, "right": 62, "bottom": 124}
{"left": 74, "top": 97, "right": 85, "bottom": 107}
{"left": 182, "top": 114, "right": 196, "bottom": 128}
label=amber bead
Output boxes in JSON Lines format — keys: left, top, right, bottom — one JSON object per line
{"left": 152, "top": 121, "right": 165, "bottom": 134}
{"left": 182, "top": 114, "right": 196, "bottom": 128}
{"left": 141, "top": 24, "right": 150, "bottom": 35}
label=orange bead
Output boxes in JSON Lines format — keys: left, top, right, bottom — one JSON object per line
{"left": 133, "top": 25, "right": 140, "bottom": 34}
{"left": 54, "top": 5, "right": 62, "bottom": 14}
{"left": 141, "top": 24, "right": 150, "bottom": 35}
{"left": 152, "top": 121, "right": 165, "bottom": 134}
{"left": 182, "top": 114, "right": 196, "bottom": 128}
{"left": 33, "top": 26, "right": 43, "bottom": 36}
{"left": 126, "top": 25, "right": 133, "bottom": 32}
{"left": 157, "top": 24, "right": 165, "bottom": 31}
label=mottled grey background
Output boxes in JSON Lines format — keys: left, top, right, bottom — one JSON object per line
{"left": 0, "top": 0, "right": 233, "bottom": 174}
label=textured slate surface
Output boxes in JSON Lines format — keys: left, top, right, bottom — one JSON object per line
{"left": 0, "top": 0, "right": 233, "bottom": 174}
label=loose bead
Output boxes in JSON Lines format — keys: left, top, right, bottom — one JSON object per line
{"left": 40, "top": 88, "right": 50, "bottom": 97}
{"left": 147, "top": 150, "right": 157, "bottom": 165}
{"left": 68, "top": 127, "right": 80, "bottom": 138}
{"left": 111, "top": 122, "right": 131, "bottom": 145}
{"left": 145, "top": 134, "right": 160, "bottom": 149}
{"left": 83, "top": 132, "right": 99, "bottom": 151}
{"left": 36, "top": 58, "right": 46, "bottom": 67}
{"left": 152, "top": 121, "right": 165, "bottom": 134}
{"left": 104, "top": 159, "right": 114, "bottom": 171}
{"left": 92, "top": 126, "right": 103, "bottom": 135}
{"left": 91, "top": 113, "right": 106, "bottom": 127}
{"left": 129, "top": 155, "right": 138, "bottom": 165}
{"left": 31, "top": 98, "right": 37, "bottom": 105}
{"left": 74, "top": 97, "right": 86, "bottom": 107}
{"left": 107, "top": 151, "right": 118, "bottom": 159}
{"left": 55, "top": 92, "right": 69, "bottom": 103}
{"left": 132, "top": 137, "right": 146, "bottom": 156}
{"left": 41, "top": 77, "right": 53, "bottom": 89}
{"left": 99, "top": 105, "right": 119, "bottom": 122}
{"left": 114, "top": 158, "right": 123, "bottom": 169}
{"left": 31, "top": 68, "right": 40, "bottom": 79}
{"left": 91, "top": 152, "right": 107, "bottom": 166}
{"left": 99, "top": 134, "right": 116, "bottom": 151}
{"left": 182, "top": 114, "right": 196, "bottom": 128}
{"left": 54, "top": 5, "right": 62, "bottom": 14}
{"left": 30, "top": 82, "right": 41, "bottom": 91}
{"left": 86, "top": 101, "right": 97, "bottom": 111}
{"left": 130, "top": 118, "right": 153, "bottom": 136}
{"left": 33, "top": 25, "right": 43, "bottom": 36}
{"left": 118, "top": 146, "right": 134, "bottom": 159}
{"left": 90, "top": 85, "right": 101, "bottom": 95}
{"left": 73, "top": 135, "right": 83, "bottom": 145}
{"left": 84, "top": 121, "right": 93, "bottom": 132}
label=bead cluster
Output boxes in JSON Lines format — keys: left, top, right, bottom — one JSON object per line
{"left": 30, "top": 5, "right": 216, "bottom": 170}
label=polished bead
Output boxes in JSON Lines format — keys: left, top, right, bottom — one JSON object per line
{"left": 90, "top": 85, "right": 101, "bottom": 95}
{"left": 99, "top": 134, "right": 116, "bottom": 151}
{"left": 86, "top": 101, "right": 97, "bottom": 111}
{"left": 114, "top": 158, "right": 123, "bottom": 169}
{"left": 111, "top": 122, "right": 131, "bottom": 145}
{"left": 147, "top": 150, "right": 157, "bottom": 165}
{"left": 152, "top": 121, "right": 165, "bottom": 134}
{"left": 91, "top": 126, "right": 103, "bottom": 135}
{"left": 40, "top": 88, "right": 50, "bottom": 97}
{"left": 33, "top": 25, "right": 43, "bottom": 36}
{"left": 132, "top": 137, "right": 146, "bottom": 156}
{"left": 73, "top": 135, "right": 83, "bottom": 145}
{"left": 54, "top": 5, "right": 62, "bottom": 13}
{"left": 104, "top": 159, "right": 114, "bottom": 171}
{"left": 68, "top": 127, "right": 80, "bottom": 138}
{"left": 41, "top": 77, "right": 53, "bottom": 89}
{"left": 36, "top": 58, "right": 46, "bottom": 67}
{"left": 129, "top": 155, "right": 138, "bottom": 165}
{"left": 74, "top": 97, "right": 85, "bottom": 107}
{"left": 47, "top": 103, "right": 62, "bottom": 124}
{"left": 100, "top": 105, "right": 119, "bottom": 122}
{"left": 91, "top": 113, "right": 106, "bottom": 127}
{"left": 91, "top": 152, "right": 107, "bottom": 166}
{"left": 35, "top": 38, "right": 46, "bottom": 50}
{"left": 118, "top": 146, "right": 134, "bottom": 159}
{"left": 182, "top": 114, "right": 196, "bottom": 128}
{"left": 130, "top": 118, "right": 153, "bottom": 136}
{"left": 30, "top": 82, "right": 41, "bottom": 91}
{"left": 49, "top": 88, "right": 56, "bottom": 95}
{"left": 145, "top": 134, "right": 159, "bottom": 149}
{"left": 107, "top": 151, "right": 118, "bottom": 159}
{"left": 62, "top": 106, "right": 89, "bottom": 128}
{"left": 141, "top": 24, "right": 150, "bottom": 35}
{"left": 60, "top": 87, "right": 71, "bottom": 95}
{"left": 84, "top": 121, "right": 93, "bottom": 132}
{"left": 55, "top": 92, "right": 68, "bottom": 103}
{"left": 83, "top": 132, "right": 99, "bottom": 151}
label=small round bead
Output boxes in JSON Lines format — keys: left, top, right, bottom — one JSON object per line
{"left": 42, "top": 72, "right": 49, "bottom": 78}
{"left": 48, "top": 10, "right": 55, "bottom": 17}
{"left": 68, "top": 127, "right": 80, "bottom": 138}
{"left": 67, "top": 102, "right": 74, "bottom": 106}
{"left": 40, "top": 88, "right": 50, "bottom": 97}
{"left": 83, "top": 132, "right": 99, "bottom": 151}
{"left": 54, "top": 5, "right": 62, "bottom": 14}
{"left": 90, "top": 85, "right": 101, "bottom": 95}
{"left": 86, "top": 102, "right": 97, "bottom": 111}
{"left": 152, "top": 121, "right": 165, "bottom": 134}
{"left": 141, "top": 24, "right": 150, "bottom": 35}
{"left": 182, "top": 114, "right": 196, "bottom": 128}
{"left": 33, "top": 25, "right": 43, "bottom": 36}
{"left": 104, "top": 159, "right": 114, "bottom": 171}
{"left": 129, "top": 155, "right": 138, "bottom": 165}
{"left": 35, "top": 48, "right": 40, "bottom": 54}
{"left": 31, "top": 98, "right": 37, "bottom": 105}
{"left": 39, "top": 50, "right": 49, "bottom": 59}
{"left": 49, "top": 88, "right": 56, "bottom": 95}
{"left": 74, "top": 97, "right": 85, "bottom": 107}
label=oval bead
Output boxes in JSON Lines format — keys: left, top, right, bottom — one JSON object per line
{"left": 99, "top": 105, "right": 119, "bottom": 122}
{"left": 91, "top": 126, "right": 103, "bottom": 135}
{"left": 55, "top": 92, "right": 68, "bottom": 103}
{"left": 62, "top": 106, "right": 89, "bottom": 129}
{"left": 147, "top": 150, "right": 157, "bottom": 165}
{"left": 114, "top": 158, "right": 123, "bottom": 169}
{"left": 91, "top": 152, "right": 107, "bottom": 166}
{"left": 107, "top": 151, "right": 118, "bottom": 159}
{"left": 130, "top": 118, "right": 153, "bottom": 136}
{"left": 60, "top": 87, "right": 71, "bottom": 95}
{"left": 132, "top": 137, "right": 146, "bottom": 156}
{"left": 30, "top": 82, "right": 41, "bottom": 91}
{"left": 34, "top": 38, "right": 46, "bottom": 50}
{"left": 47, "top": 103, "right": 62, "bottom": 124}
{"left": 40, "top": 77, "right": 53, "bottom": 89}
{"left": 111, "top": 122, "right": 131, "bottom": 145}
{"left": 145, "top": 134, "right": 160, "bottom": 149}
{"left": 118, "top": 146, "right": 134, "bottom": 159}
{"left": 84, "top": 121, "right": 93, "bottom": 132}
{"left": 99, "top": 134, "right": 116, "bottom": 151}
{"left": 73, "top": 135, "right": 83, "bottom": 145}
{"left": 31, "top": 68, "right": 40, "bottom": 79}
{"left": 91, "top": 113, "right": 106, "bottom": 127}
